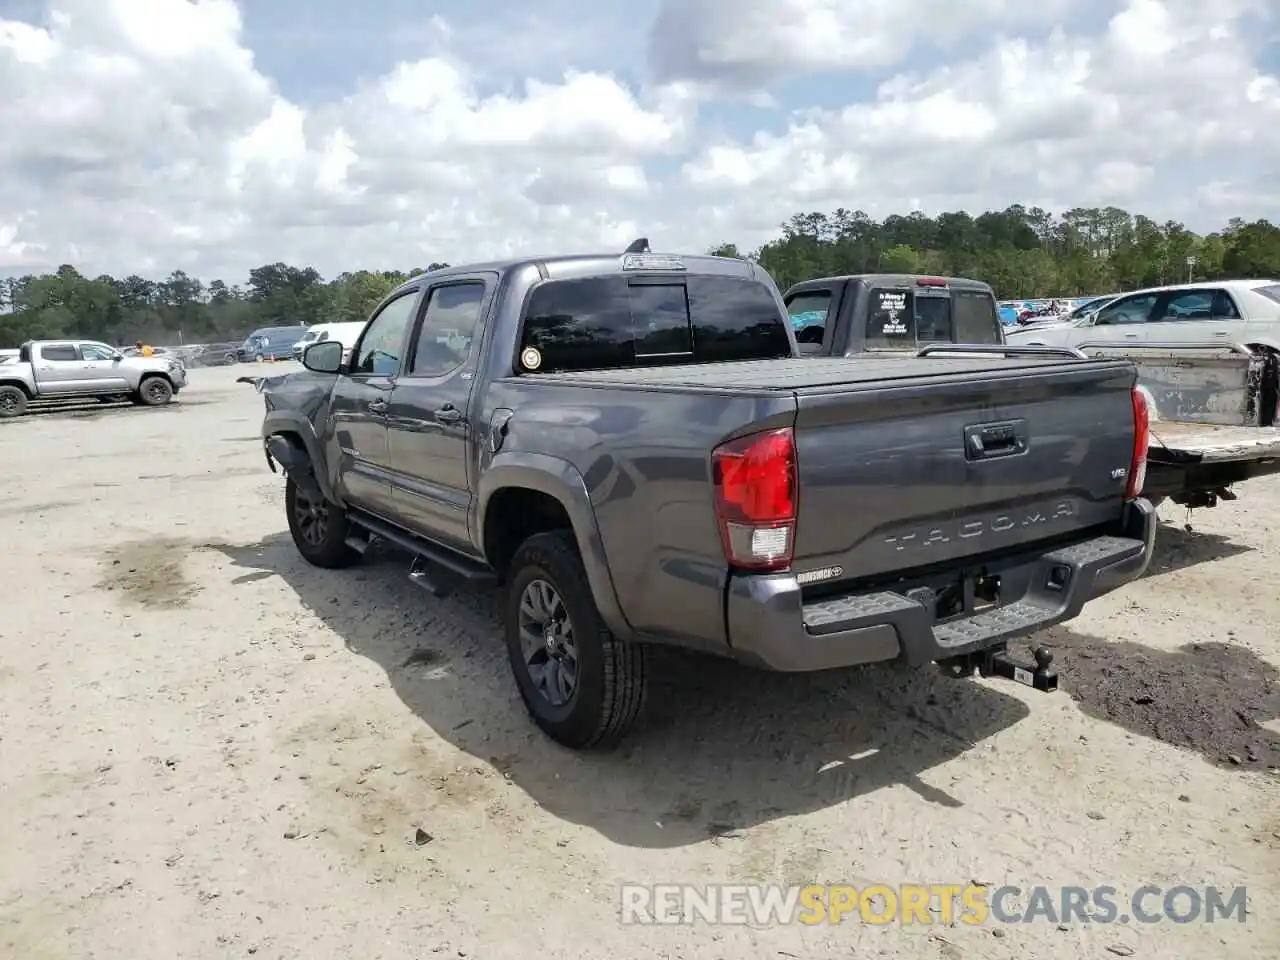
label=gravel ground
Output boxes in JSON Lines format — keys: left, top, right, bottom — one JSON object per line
{"left": 1, "top": 364, "right": 1277, "bottom": 960}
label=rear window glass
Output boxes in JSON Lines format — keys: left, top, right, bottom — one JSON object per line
{"left": 953, "top": 290, "right": 1001, "bottom": 343}
{"left": 1256, "top": 284, "right": 1280, "bottom": 304}
{"left": 518, "top": 276, "right": 792, "bottom": 373}
{"left": 865, "top": 289, "right": 923, "bottom": 347}
{"left": 865, "top": 288, "right": 999, "bottom": 349}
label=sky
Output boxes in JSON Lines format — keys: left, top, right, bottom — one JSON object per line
{"left": 0, "top": 0, "right": 1278, "bottom": 283}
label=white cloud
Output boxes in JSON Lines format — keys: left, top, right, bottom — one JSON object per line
{"left": 0, "top": 0, "right": 1278, "bottom": 281}
{"left": 0, "top": 0, "right": 692, "bottom": 278}
{"left": 682, "top": 0, "right": 1280, "bottom": 246}
{"left": 647, "top": 0, "right": 1074, "bottom": 91}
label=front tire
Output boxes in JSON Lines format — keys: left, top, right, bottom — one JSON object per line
{"left": 285, "top": 477, "right": 361, "bottom": 568}
{"left": 137, "top": 376, "right": 174, "bottom": 406}
{"left": 0, "top": 385, "right": 29, "bottom": 418}
{"left": 504, "top": 530, "right": 647, "bottom": 749}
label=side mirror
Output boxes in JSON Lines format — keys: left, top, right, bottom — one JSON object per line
{"left": 111, "top": 351, "right": 124, "bottom": 361}
{"left": 302, "top": 340, "right": 344, "bottom": 374}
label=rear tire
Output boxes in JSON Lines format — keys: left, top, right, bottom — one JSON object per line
{"left": 137, "top": 376, "right": 173, "bottom": 406}
{"left": 285, "top": 477, "right": 361, "bottom": 568}
{"left": 504, "top": 530, "right": 647, "bottom": 749}
{"left": 0, "top": 385, "right": 29, "bottom": 418}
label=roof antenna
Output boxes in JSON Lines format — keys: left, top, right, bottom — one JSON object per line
{"left": 623, "top": 237, "right": 650, "bottom": 254}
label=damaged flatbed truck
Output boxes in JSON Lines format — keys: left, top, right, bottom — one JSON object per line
{"left": 782, "top": 274, "right": 1280, "bottom": 511}
{"left": 246, "top": 244, "right": 1157, "bottom": 749}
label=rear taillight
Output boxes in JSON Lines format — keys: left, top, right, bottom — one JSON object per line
{"left": 712, "top": 427, "right": 797, "bottom": 572}
{"left": 1126, "top": 387, "right": 1149, "bottom": 499}
{"left": 916, "top": 277, "right": 948, "bottom": 287}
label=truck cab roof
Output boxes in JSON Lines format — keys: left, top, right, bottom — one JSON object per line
{"left": 788, "top": 274, "right": 995, "bottom": 293}
{"left": 386, "top": 249, "right": 761, "bottom": 301}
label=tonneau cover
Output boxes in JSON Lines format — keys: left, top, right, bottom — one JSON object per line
{"left": 519, "top": 355, "right": 1124, "bottom": 392}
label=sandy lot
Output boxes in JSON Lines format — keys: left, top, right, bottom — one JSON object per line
{"left": 1, "top": 364, "right": 1277, "bottom": 960}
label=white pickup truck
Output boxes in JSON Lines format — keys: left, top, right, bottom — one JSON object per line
{"left": 0, "top": 339, "right": 188, "bottom": 418}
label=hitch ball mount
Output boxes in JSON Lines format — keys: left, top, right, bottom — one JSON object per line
{"left": 939, "top": 645, "right": 1058, "bottom": 693}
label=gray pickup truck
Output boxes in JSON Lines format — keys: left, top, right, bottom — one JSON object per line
{"left": 0, "top": 339, "right": 187, "bottom": 417}
{"left": 248, "top": 246, "right": 1157, "bottom": 748}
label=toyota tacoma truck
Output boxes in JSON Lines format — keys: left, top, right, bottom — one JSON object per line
{"left": 0, "top": 339, "right": 187, "bottom": 417}
{"left": 247, "top": 245, "right": 1157, "bottom": 749}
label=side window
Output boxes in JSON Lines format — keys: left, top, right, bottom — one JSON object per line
{"left": 1211, "top": 290, "right": 1241, "bottom": 319}
{"left": 41, "top": 344, "right": 79, "bottom": 361}
{"left": 1256, "top": 284, "right": 1280, "bottom": 305}
{"left": 785, "top": 290, "right": 832, "bottom": 347}
{"left": 1094, "top": 294, "right": 1157, "bottom": 326}
{"left": 409, "top": 282, "right": 486, "bottom": 376}
{"left": 80, "top": 344, "right": 115, "bottom": 361}
{"left": 1158, "top": 291, "right": 1215, "bottom": 321}
{"left": 865, "top": 288, "right": 916, "bottom": 347}
{"left": 352, "top": 292, "right": 419, "bottom": 376}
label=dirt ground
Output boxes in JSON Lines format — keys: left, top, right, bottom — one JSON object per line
{"left": 1, "top": 364, "right": 1278, "bottom": 960}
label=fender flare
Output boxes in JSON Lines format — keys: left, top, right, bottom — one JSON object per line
{"left": 0, "top": 377, "right": 34, "bottom": 398}
{"left": 262, "top": 410, "right": 338, "bottom": 503}
{"left": 477, "top": 452, "right": 633, "bottom": 641}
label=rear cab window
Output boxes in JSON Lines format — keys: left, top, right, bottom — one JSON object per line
{"left": 864, "top": 285, "right": 1000, "bottom": 350}
{"left": 517, "top": 275, "right": 792, "bottom": 373}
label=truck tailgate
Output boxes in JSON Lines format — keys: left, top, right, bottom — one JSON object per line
{"left": 790, "top": 359, "right": 1139, "bottom": 579}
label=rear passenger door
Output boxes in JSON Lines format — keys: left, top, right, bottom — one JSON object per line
{"left": 31, "top": 343, "right": 88, "bottom": 395}
{"left": 1143, "top": 288, "right": 1248, "bottom": 345}
{"left": 386, "top": 277, "right": 491, "bottom": 551}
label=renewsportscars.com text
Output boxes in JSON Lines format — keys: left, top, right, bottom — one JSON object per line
{"left": 619, "top": 883, "right": 1249, "bottom": 926}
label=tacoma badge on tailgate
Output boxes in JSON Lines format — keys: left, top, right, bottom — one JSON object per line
{"left": 884, "top": 501, "right": 1076, "bottom": 552}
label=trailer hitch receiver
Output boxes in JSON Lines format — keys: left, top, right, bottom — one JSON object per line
{"left": 939, "top": 645, "right": 1058, "bottom": 693}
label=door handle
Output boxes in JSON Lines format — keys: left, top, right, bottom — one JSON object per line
{"left": 368, "top": 399, "right": 389, "bottom": 414}
{"left": 435, "top": 404, "right": 463, "bottom": 423}
{"left": 1124, "top": 333, "right": 1139, "bottom": 338}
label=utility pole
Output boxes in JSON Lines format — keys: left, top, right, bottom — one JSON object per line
{"left": 1185, "top": 255, "right": 1197, "bottom": 283}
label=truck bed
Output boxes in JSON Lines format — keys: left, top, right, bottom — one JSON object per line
{"left": 1148, "top": 422, "right": 1280, "bottom": 464}
{"left": 523, "top": 355, "right": 1109, "bottom": 391}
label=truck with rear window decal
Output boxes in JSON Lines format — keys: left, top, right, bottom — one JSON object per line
{"left": 782, "top": 274, "right": 1280, "bottom": 511}
{"left": 246, "top": 242, "right": 1157, "bottom": 749}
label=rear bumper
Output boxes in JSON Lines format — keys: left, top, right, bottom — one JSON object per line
{"left": 725, "top": 498, "right": 1157, "bottom": 672}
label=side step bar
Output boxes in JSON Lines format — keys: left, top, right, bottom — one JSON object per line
{"left": 346, "top": 508, "right": 496, "bottom": 598}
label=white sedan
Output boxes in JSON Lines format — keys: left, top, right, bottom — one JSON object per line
{"left": 1004, "top": 279, "right": 1280, "bottom": 352}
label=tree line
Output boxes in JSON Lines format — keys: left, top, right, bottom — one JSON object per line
{"left": 3, "top": 205, "right": 1280, "bottom": 349}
